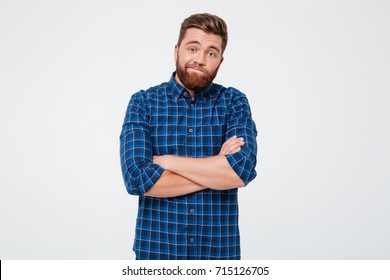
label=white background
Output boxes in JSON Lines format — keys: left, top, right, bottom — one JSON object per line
{"left": 1, "top": 0, "right": 389, "bottom": 259}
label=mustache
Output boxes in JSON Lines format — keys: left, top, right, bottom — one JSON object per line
{"left": 185, "top": 63, "right": 207, "bottom": 73}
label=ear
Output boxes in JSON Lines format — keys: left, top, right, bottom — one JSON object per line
{"left": 219, "top": 56, "right": 224, "bottom": 65}
{"left": 174, "top": 44, "right": 179, "bottom": 63}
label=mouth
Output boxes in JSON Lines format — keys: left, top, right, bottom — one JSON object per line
{"left": 186, "top": 66, "right": 206, "bottom": 74}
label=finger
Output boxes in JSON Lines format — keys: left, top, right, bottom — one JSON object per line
{"left": 225, "top": 135, "right": 238, "bottom": 143}
{"left": 219, "top": 145, "right": 231, "bottom": 155}
{"left": 221, "top": 141, "right": 244, "bottom": 155}
{"left": 220, "top": 136, "right": 244, "bottom": 155}
{"left": 228, "top": 142, "right": 244, "bottom": 153}
{"left": 226, "top": 138, "right": 244, "bottom": 150}
{"left": 219, "top": 137, "right": 235, "bottom": 153}
{"left": 224, "top": 137, "right": 243, "bottom": 148}
{"left": 230, "top": 147, "right": 241, "bottom": 154}
{"left": 219, "top": 146, "right": 229, "bottom": 155}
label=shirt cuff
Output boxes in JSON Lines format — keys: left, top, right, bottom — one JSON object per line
{"left": 225, "top": 153, "right": 254, "bottom": 186}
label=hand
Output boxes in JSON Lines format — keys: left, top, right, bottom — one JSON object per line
{"left": 153, "top": 155, "right": 169, "bottom": 169}
{"left": 153, "top": 155, "right": 163, "bottom": 166}
{"left": 219, "top": 136, "right": 245, "bottom": 155}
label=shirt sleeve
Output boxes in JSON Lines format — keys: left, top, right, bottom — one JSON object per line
{"left": 120, "top": 92, "right": 165, "bottom": 196}
{"left": 225, "top": 89, "right": 258, "bottom": 186}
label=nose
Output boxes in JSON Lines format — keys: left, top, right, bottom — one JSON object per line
{"left": 193, "top": 52, "right": 206, "bottom": 66}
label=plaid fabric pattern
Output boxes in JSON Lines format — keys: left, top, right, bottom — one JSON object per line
{"left": 120, "top": 73, "right": 257, "bottom": 260}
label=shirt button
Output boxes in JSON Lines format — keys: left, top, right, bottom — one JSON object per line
{"left": 190, "top": 103, "right": 194, "bottom": 107}
{"left": 190, "top": 209, "right": 194, "bottom": 213}
{"left": 184, "top": 92, "right": 188, "bottom": 96}
{"left": 203, "top": 97, "right": 207, "bottom": 101}
{"left": 188, "top": 128, "right": 193, "bottom": 133}
{"left": 189, "top": 238, "right": 194, "bottom": 243}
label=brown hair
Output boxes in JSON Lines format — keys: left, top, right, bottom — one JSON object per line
{"left": 177, "top": 13, "right": 228, "bottom": 54}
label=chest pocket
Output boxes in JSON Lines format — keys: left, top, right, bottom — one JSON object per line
{"left": 200, "top": 114, "right": 227, "bottom": 156}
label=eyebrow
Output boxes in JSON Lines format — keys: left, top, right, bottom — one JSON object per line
{"left": 185, "top": 40, "right": 221, "bottom": 54}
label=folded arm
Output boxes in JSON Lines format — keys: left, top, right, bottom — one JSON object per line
{"left": 120, "top": 89, "right": 257, "bottom": 198}
{"left": 153, "top": 136, "right": 246, "bottom": 190}
{"left": 144, "top": 170, "right": 206, "bottom": 197}
{"left": 153, "top": 90, "right": 257, "bottom": 191}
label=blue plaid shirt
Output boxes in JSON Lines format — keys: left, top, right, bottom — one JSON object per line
{"left": 120, "top": 73, "right": 257, "bottom": 260}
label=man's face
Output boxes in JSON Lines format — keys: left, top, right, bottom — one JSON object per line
{"left": 174, "top": 28, "right": 224, "bottom": 92}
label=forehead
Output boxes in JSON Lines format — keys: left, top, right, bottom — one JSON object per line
{"left": 181, "top": 28, "right": 223, "bottom": 49}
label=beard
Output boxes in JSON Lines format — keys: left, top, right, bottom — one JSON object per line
{"left": 175, "top": 56, "right": 220, "bottom": 91}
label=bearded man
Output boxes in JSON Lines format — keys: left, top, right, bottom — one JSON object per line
{"left": 120, "top": 13, "right": 258, "bottom": 260}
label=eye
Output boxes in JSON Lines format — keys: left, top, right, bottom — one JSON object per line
{"left": 189, "top": 47, "right": 197, "bottom": 52}
{"left": 207, "top": 51, "right": 216, "bottom": 57}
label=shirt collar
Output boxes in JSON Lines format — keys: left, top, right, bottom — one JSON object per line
{"left": 168, "top": 72, "right": 215, "bottom": 100}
